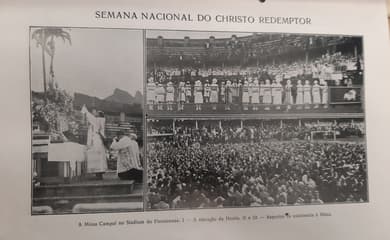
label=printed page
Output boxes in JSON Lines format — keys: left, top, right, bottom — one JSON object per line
{"left": 0, "top": 0, "right": 389, "bottom": 239}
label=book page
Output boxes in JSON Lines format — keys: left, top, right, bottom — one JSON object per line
{"left": 0, "top": 0, "right": 389, "bottom": 239}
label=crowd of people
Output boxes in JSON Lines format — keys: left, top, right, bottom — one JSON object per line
{"left": 145, "top": 34, "right": 366, "bottom": 210}
{"left": 147, "top": 120, "right": 365, "bottom": 143}
{"left": 146, "top": 138, "right": 367, "bottom": 210}
{"left": 146, "top": 52, "right": 362, "bottom": 111}
{"left": 150, "top": 52, "right": 360, "bottom": 83}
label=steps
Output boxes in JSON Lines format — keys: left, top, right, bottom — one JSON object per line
{"left": 72, "top": 202, "right": 143, "bottom": 214}
{"left": 32, "top": 180, "right": 143, "bottom": 214}
{"left": 103, "top": 170, "right": 119, "bottom": 180}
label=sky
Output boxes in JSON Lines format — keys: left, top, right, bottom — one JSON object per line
{"left": 30, "top": 27, "right": 143, "bottom": 99}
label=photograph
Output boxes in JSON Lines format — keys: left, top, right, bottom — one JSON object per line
{"left": 30, "top": 27, "right": 144, "bottom": 214}
{"left": 145, "top": 30, "right": 367, "bottom": 210}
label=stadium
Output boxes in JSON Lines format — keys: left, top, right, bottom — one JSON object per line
{"left": 145, "top": 30, "right": 367, "bottom": 210}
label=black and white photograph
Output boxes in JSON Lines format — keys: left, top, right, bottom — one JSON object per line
{"left": 30, "top": 27, "right": 144, "bottom": 214}
{"left": 145, "top": 30, "right": 367, "bottom": 210}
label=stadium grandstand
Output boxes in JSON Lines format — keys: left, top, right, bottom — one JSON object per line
{"left": 146, "top": 32, "right": 363, "bottom": 115}
{"left": 145, "top": 31, "right": 367, "bottom": 210}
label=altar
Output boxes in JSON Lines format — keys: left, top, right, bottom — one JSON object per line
{"left": 32, "top": 132, "right": 86, "bottom": 182}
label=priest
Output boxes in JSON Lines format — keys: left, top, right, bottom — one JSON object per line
{"left": 81, "top": 105, "right": 107, "bottom": 180}
{"left": 110, "top": 131, "right": 143, "bottom": 182}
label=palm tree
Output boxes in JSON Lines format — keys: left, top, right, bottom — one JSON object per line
{"left": 32, "top": 27, "right": 71, "bottom": 97}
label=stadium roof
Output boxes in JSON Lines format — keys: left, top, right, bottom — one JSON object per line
{"left": 146, "top": 30, "right": 253, "bottom": 39}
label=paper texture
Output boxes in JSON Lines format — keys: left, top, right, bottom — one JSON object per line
{"left": 0, "top": 0, "right": 390, "bottom": 239}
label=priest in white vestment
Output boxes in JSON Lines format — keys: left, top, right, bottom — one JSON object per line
{"left": 110, "top": 131, "right": 143, "bottom": 181}
{"left": 81, "top": 105, "right": 108, "bottom": 179}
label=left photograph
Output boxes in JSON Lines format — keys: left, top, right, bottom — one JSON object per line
{"left": 30, "top": 27, "right": 145, "bottom": 215}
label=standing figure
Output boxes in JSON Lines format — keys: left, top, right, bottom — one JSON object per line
{"left": 237, "top": 80, "right": 243, "bottom": 104}
{"left": 110, "top": 131, "right": 142, "bottom": 182}
{"left": 226, "top": 80, "right": 233, "bottom": 110}
{"left": 273, "top": 81, "right": 283, "bottom": 109}
{"left": 312, "top": 80, "right": 321, "bottom": 108}
{"left": 263, "top": 79, "right": 272, "bottom": 110}
{"left": 346, "top": 78, "right": 353, "bottom": 87}
{"left": 146, "top": 77, "right": 156, "bottom": 111}
{"left": 204, "top": 80, "right": 211, "bottom": 103}
{"left": 156, "top": 83, "right": 165, "bottom": 110}
{"left": 285, "top": 79, "right": 294, "bottom": 109}
{"left": 220, "top": 81, "right": 226, "bottom": 104}
{"left": 312, "top": 63, "right": 319, "bottom": 80}
{"left": 210, "top": 78, "right": 219, "bottom": 110}
{"left": 165, "top": 81, "right": 175, "bottom": 111}
{"left": 319, "top": 64, "right": 326, "bottom": 84}
{"left": 81, "top": 105, "right": 107, "bottom": 180}
{"left": 194, "top": 80, "right": 203, "bottom": 111}
{"left": 232, "top": 80, "right": 239, "bottom": 104}
{"left": 251, "top": 79, "right": 260, "bottom": 111}
{"left": 271, "top": 81, "right": 277, "bottom": 105}
{"left": 303, "top": 80, "right": 312, "bottom": 107}
{"left": 324, "top": 63, "right": 332, "bottom": 82}
{"left": 248, "top": 77, "right": 253, "bottom": 104}
{"left": 178, "top": 81, "right": 186, "bottom": 111}
{"left": 185, "top": 81, "right": 192, "bottom": 103}
{"left": 242, "top": 80, "right": 250, "bottom": 110}
{"left": 321, "top": 81, "right": 329, "bottom": 108}
{"left": 259, "top": 80, "right": 265, "bottom": 104}
{"left": 296, "top": 80, "right": 304, "bottom": 107}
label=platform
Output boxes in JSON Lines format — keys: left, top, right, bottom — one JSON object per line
{"left": 32, "top": 179, "right": 143, "bottom": 214}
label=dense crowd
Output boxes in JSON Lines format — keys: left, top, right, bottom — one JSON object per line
{"left": 147, "top": 120, "right": 365, "bottom": 142}
{"left": 147, "top": 140, "right": 367, "bottom": 210}
{"left": 150, "top": 52, "right": 361, "bottom": 84}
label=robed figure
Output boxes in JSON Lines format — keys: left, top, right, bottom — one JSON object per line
{"left": 110, "top": 132, "right": 143, "bottom": 182}
{"left": 81, "top": 105, "right": 108, "bottom": 178}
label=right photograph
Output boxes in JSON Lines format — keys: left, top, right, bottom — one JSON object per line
{"left": 145, "top": 30, "right": 366, "bottom": 210}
